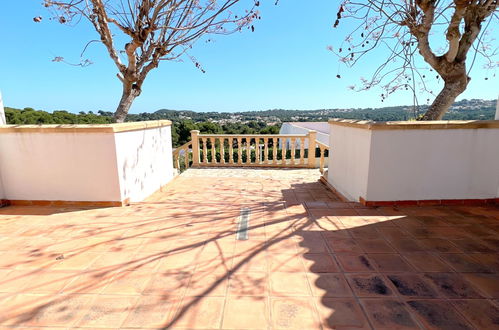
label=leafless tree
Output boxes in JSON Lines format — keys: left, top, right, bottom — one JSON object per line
{"left": 41, "top": 0, "right": 260, "bottom": 122}
{"left": 333, "top": 0, "right": 498, "bottom": 120}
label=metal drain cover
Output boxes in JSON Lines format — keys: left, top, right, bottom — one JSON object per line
{"left": 236, "top": 208, "right": 250, "bottom": 240}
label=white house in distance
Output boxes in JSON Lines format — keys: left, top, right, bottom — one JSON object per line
{"left": 279, "top": 122, "right": 329, "bottom": 147}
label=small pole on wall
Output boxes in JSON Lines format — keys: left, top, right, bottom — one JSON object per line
{"left": 495, "top": 95, "right": 499, "bottom": 120}
{"left": 0, "top": 91, "right": 6, "bottom": 125}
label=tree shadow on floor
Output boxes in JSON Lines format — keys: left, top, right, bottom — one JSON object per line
{"left": 0, "top": 177, "right": 497, "bottom": 329}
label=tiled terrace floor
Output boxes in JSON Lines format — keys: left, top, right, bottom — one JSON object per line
{"left": 0, "top": 168, "right": 498, "bottom": 329}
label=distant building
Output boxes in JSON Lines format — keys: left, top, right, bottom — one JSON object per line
{"left": 279, "top": 122, "right": 329, "bottom": 148}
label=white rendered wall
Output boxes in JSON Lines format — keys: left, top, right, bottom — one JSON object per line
{"left": 367, "top": 128, "right": 499, "bottom": 201}
{"left": 114, "top": 125, "right": 174, "bottom": 202}
{"left": 0, "top": 132, "right": 122, "bottom": 201}
{"left": 327, "top": 123, "right": 499, "bottom": 202}
{"left": 327, "top": 125, "right": 372, "bottom": 201}
{"left": 0, "top": 91, "right": 6, "bottom": 125}
{"left": 0, "top": 91, "right": 6, "bottom": 199}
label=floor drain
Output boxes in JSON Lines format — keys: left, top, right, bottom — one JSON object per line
{"left": 237, "top": 208, "right": 250, "bottom": 240}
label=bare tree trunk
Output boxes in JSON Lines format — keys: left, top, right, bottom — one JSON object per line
{"left": 114, "top": 83, "right": 141, "bottom": 123}
{"left": 421, "top": 73, "right": 468, "bottom": 121}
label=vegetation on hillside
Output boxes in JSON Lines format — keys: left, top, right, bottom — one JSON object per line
{"left": 5, "top": 98, "right": 495, "bottom": 146}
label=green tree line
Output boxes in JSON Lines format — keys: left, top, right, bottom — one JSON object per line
{"left": 4, "top": 107, "right": 280, "bottom": 147}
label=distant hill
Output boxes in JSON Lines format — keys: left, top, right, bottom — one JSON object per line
{"left": 5, "top": 98, "right": 496, "bottom": 125}
{"left": 121, "top": 98, "right": 496, "bottom": 123}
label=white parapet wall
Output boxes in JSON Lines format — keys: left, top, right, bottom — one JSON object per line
{"left": 327, "top": 119, "right": 499, "bottom": 205}
{"left": 0, "top": 120, "right": 174, "bottom": 206}
{"left": 114, "top": 124, "right": 173, "bottom": 202}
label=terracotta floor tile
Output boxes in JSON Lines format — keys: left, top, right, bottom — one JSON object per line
{"left": 265, "top": 239, "right": 300, "bottom": 254}
{"left": 440, "top": 253, "right": 491, "bottom": 273}
{"left": 335, "top": 254, "right": 376, "bottom": 272}
{"left": 301, "top": 253, "right": 340, "bottom": 273}
{"left": 451, "top": 299, "right": 499, "bottom": 329}
{"left": 345, "top": 273, "right": 394, "bottom": 297}
{"left": 199, "top": 238, "right": 236, "bottom": 255}
{"left": 270, "top": 272, "right": 312, "bottom": 296}
{"left": 271, "top": 297, "right": 320, "bottom": 329}
{"left": 386, "top": 274, "right": 439, "bottom": 298}
{"left": 416, "top": 216, "right": 451, "bottom": 227}
{"left": 306, "top": 272, "right": 353, "bottom": 298}
{"left": 62, "top": 269, "right": 114, "bottom": 294}
{"left": 0, "top": 269, "right": 40, "bottom": 293}
{"left": 423, "top": 273, "right": 484, "bottom": 298}
{"left": 418, "top": 238, "right": 462, "bottom": 253}
{"left": 222, "top": 296, "right": 269, "bottom": 329}
{"left": 463, "top": 273, "right": 499, "bottom": 298}
{"left": 348, "top": 227, "right": 381, "bottom": 239}
{"left": 295, "top": 236, "right": 330, "bottom": 254}
{"left": 469, "top": 253, "right": 499, "bottom": 272}
{"left": 406, "top": 299, "right": 473, "bottom": 330}
{"left": 76, "top": 294, "right": 138, "bottom": 328}
{"left": 195, "top": 252, "right": 233, "bottom": 274}
{"left": 440, "top": 216, "right": 476, "bottom": 226}
{"left": 143, "top": 271, "right": 192, "bottom": 297}
{"left": 449, "top": 238, "right": 496, "bottom": 253}
{"left": 1, "top": 293, "right": 92, "bottom": 327}
{"left": 232, "top": 252, "right": 269, "bottom": 273}
{"left": 402, "top": 252, "right": 453, "bottom": 272}
{"left": 357, "top": 238, "right": 396, "bottom": 253}
{"left": 461, "top": 225, "right": 498, "bottom": 238}
{"left": 377, "top": 227, "right": 411, "bottom": 241}
{"left": 22, "top": 270, "right": 77, "bottom": 294}
{"left": 360, "top": 298, "right": 420, "bottom": 329}
{"left": 481, "top": 237, "right": 499, "bottom": 249}
{"left": 1, "top": 169, "right": 498, "bottom": 329}
{"left": 369, "top": 254, "right": 415, "bottom": 272}
{"left": 389, "top": 238, "right": 427, "bottom": 253}
{"left": 10, "top": 254, "right": 57, "bottom": 270}
{"left": 268, "top": 253, "right": 305, "bottom": 272}
{"left": 228, "top": 271, "right": 267, "bottom": 296}
{"left": 107, "top": 237, "right": 147, "bottom": 253}
{"left": 49, "top": 252, "right": 101, "bottom": 271}
{"left": 316, "top": 298, "right": 370, "bottom": 329}
{"left": 325, "top": 238, "right": 363, "bottom": 253}
{"left": 122, "top": 295, "right": 180, "bottom": 328}
{"left": 322, "top": 229, "right": 351, "bottom": 239}
{"left": 100, "top": 270, "right": 153, "bottom": 295}
{"left": 156, "top": 250, "right": 199, "bottom": 272}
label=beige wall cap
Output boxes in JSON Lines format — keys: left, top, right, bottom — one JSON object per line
{"left": 328, "top": 118, "right": 499, "bottom": 130}
{"left": 0, "top": 120, "right": 172, "bottom": 133}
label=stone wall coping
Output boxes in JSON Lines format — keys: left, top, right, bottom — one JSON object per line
{"left": 0, "top": 120, "right": 172, "bottom": 133}
{"left": 328, "top": 118, "right": 499, "bottom": 130}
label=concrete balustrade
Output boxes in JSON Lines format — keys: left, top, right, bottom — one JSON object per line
{"left": 173, "top": 130, "right": 329, "bottom": 172}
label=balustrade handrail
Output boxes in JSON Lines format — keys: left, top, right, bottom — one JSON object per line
{"left": 196, "top": 133, "right": 308, "bottom": 138}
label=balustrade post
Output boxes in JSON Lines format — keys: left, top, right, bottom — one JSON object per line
{"left": 307, "top": 130, "right": 317, "bottom": 168}
{"left": 190, "top": 130, "right": 200, "bottom": 166}
{"left": 229, "top": 138, "right": 234, "bottom": 164}
{"left": 290, "top": 137, "right": 296, "bottom": 165}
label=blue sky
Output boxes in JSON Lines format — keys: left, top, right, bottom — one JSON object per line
{"left": 0, "top": 1, "right": 497, "bottom": 114}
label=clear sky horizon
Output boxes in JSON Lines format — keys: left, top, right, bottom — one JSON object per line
{"left": 0, "top": 1, "right": 497, "bottom": 114}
